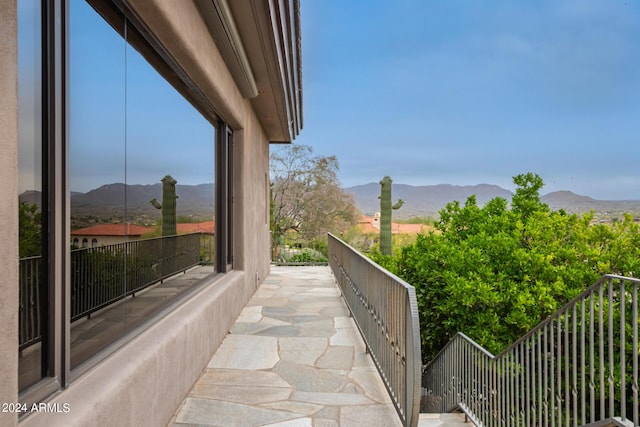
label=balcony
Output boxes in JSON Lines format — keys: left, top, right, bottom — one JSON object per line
{"left": 168, "top": 265, "right": 405, "bottom": 426}
{"left": 19, "top": 234, "right": 214, "bottom": 388}
{"left": 18, "top": 233, "right": 639, "bottom": 426}
{"left": 19, "top": 233, "right": 427, "bottom": 426}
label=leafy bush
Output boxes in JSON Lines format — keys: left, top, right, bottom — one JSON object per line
{"left": 289, "top": 248, "right": 327, "bottom": 263}
{"left": 378, "top": 173, "right": 640, "bottom": 362}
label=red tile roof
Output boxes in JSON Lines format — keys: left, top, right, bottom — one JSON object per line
{"left": 176, "top": 221, "right": 215, "bottom": 234}
{"left": 392, "top": 223, "right": 424, "bottom": 234}
{"left": 71, "top": 224, "right": 155, "bottom": 236}
{"left": 357, "top": 215, "right": 427, "bottom": 235}
{"left": 72, "top": 221, "right": 215, "bottom": 237}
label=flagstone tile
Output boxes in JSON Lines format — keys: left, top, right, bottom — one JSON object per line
{"left": 262, "top": 418, "right": 312, "bottom": 427}
{"left": 315, "top": 346, "right": 354, "bottom": 370}
{"left": 236, "top": 305, "right": 263, "bottom": 322}
{"left": 334, "top": 316, "right": 354, "bottom": 329}
{"left": 207, "top": 335, "right": 279, "bottom": 370}
{"left": 329, "top": 328, "right": 364, "bottom": 347}
{"left": 340, "top": 404, "right": 403, "bottom": 427}
{"left": 176, "top": 398, "right": 300, "bottom": 427}
{"left": 290, "top": 391, "right": 374, "bottom": 406}
{"left": 196, "top": 369, "right": 290, "bottom": 388}
{"left": 348, "top": 367, "right": 392, "bottom": 403}
{"left": 191, "top": 383, "right": 292, "bottom": 404}
{"left": 255, "top": 325, "right": 302, "bottom": 337}
{"left": 279, "top": 337, "right": 328, "bottom": 365}
{"left": 296, "top": 319, "right": 335, "bottom": 338}
{"left": 172, "top": 267, "right": 408, "bottom": 427}
{"left": 259, "top": 401, "right": 323, "bottom": 416}
{"left": 229, "top": 322, "right": 270, "bottom": 335}
{"left": 274, "top": 360, "right": 346, "bottom": 392}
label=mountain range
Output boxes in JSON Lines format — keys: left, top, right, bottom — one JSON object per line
{"left": 20, "top": 183, "right": 214, "bottom": 228}
{"left": 19, "top": 182, "right": 640, "bottom": 223}
{"left": 344, "top": 183, "right": 640, "bottom": 219}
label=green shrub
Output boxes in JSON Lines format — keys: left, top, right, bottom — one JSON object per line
{"left": 289, "top": 248, "right": 327, "bottom": 263}
{"left": 376, "top": 173, "right": 640, "bottom": 362}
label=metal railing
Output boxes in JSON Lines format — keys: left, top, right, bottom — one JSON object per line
{"left": 19, "top": 256, "right": 43, "bottom": 351}
{"left": 328, "top": 233, "right": 422, "bottom": 427}
{"left": 19, "top": 233, "right": 209, "bottom": 348}
{"left": 423, "top": 274, "right": 640, "bottom": 427}
{"left": 70, "top": 233, "right": 202, "bottom": 321}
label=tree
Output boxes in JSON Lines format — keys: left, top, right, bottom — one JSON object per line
{"left": 373, "top": 173, "right": 640, "bottom": 361}
{"left": 270, "top": 144, "right": 359, "bottom": 246}
{"left": 19, "top": 202, "right": 42, "bottom": 258}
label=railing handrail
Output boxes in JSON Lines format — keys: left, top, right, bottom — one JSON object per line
{"left": 423, "top": 274, "right": 640, "bottom": 427}
{"left": 19, "top": 233, "right": 210, "bottom": 349}
{"left": 495, "top": 274, "right": 639, "bottom": 359}
{"left": 425, "top": 274, "right": 640, "bottom": 368}
{"left": 328, "top": 233, "right": 422, "bottom": 427}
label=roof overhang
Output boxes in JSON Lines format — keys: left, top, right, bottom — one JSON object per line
{"left": 195, "top": 0, "right": 303, "bottom": 143}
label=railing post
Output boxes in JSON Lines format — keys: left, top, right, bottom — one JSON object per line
{"left": 421, "top": 274, "right": 640, "bottom": 427}
{"left": 327, "top": 233, "right": 422, "bottom": 427}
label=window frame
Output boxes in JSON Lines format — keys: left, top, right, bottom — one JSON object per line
{"left": 19, "top": 0, "right": 235, "bottom": 405}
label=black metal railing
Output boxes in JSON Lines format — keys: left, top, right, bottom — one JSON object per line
{"left": 70, "top": 233, "right": 201, "bottom": 321}
{"left": 423, "top": 274, "right": 640, "bottom": 427}
{"left": 328, "top": 233, "right": 422, "bottom": 427}
{"left": 19, "top": 233, "right": 209, "bottom": 349}
{"left": 19, "top": 256, "right": 43, "bottom": 351}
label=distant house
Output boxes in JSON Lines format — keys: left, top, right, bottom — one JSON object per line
{"left": 176, "top": 220, "right": 215, "bottom": 235}
{"left": 359, "top": 213, "right": 427, "bottom": 234}
{"left": 71, "top": 221, "right": 216, "bottom": 248}
{"left": 70, "top": 224, "right": 155, "bottom": 248}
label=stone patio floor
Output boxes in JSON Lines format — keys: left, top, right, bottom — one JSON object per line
{"left": 168, "top": 265, "right": 404, "bottom": 427}
{"left": 168, "top": 266, "right": 471, "bottom": 427}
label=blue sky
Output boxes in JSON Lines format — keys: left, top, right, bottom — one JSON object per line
{"left": 68, "top": 0, "right": 214, "bottom": 193}
{"left": 19, "top": 0, "right": 215, "bottom": 194}
{"left": 295, "top": 0, "right": 640, "bottom": 200}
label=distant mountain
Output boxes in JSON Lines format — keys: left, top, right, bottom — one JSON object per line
{"left": 19, "top": 183, "right": 215, "bottom": 226}
{"left": 19, "top": 190, "right": 42, "bottom": 207}
{"left": 346, "top": 183, "right": 513, "bottom": 217}
{"left": 540, "top": 191, "right": 597, "bottom": 211}
{"left": 345, "top": 183, "right": 640, "bottom": 219}
{"left": 70, "top": 183, "right": 214, "bottom": 211}
{"left": 18, "top": 182, "right": 640, "bottom": 224}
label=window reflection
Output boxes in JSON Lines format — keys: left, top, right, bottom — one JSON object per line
{"left": 69, "top": 0, "right": 215, "bottom": 369}
{"left": 18, "top": 0, "right": 45, "bottom": 392}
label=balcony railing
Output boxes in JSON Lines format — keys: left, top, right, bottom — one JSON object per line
{"left": 328, "top": 233, "right": 422, "bottom": 427}
{"left": 19, "top": 256, "right": 42, "bottom": 351}
{"left": 423, "top": 274, "right": 639, "bottom": 427}
{"left": 19, "top": 233, "right": 212, "bottom": 350}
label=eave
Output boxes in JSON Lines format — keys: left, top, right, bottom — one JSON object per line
{"left": 196, "top": 0, "right": 303, "bottom": 143}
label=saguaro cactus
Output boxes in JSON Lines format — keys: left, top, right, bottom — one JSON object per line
{"left": 379, "top": 176, "right": 403, "bottom": 255}
{"left": 150, "top": 175, "right": 178, "bottom": 237}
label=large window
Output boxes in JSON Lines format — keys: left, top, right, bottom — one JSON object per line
{"left": 68, "top": 0, "right": 217, "bottom": 369}
{"left": 18, "top": 0, "right": 233, "bottom": 397}
{"left": 18, "top": 0, "right": 46, "bottom": 392}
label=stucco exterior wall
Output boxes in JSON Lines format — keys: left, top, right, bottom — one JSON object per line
{"left": 16, "top": 0, "right": 274, "bottom": 426}
{"left": 21, "top": 271, "right": 250, "bottom": 427}
{"left": 124, "top": 0, "right": 272, "bottom": 283}
{"left": 0, "top": 1, "right": 20, "bottom": 425}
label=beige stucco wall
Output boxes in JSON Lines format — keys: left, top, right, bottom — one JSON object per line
{"left": 125, "top": 0, "right": 272, "bottom": 283}
{"left": 19, "top": 1, "right": 273, "bottom": 426}
{"left": 21, "top": 271, "right": 251, "bottom": 427}
{"left": 0, "top": 0, "right": 20, "bottom": 425}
